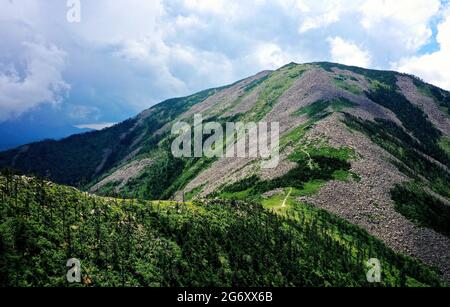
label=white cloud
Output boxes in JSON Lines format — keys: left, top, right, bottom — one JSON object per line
{"left": 183, "top": 0, "right": 228, "bottom": 14}
{"left": 278, "top": 0, "right": 310, "bottom": 13}
{"left": 113, "top": 35, "right": 235, "bottom": 95}
{"left": 75, "top": 122, "right": 116, "bottom": 131}
{"left": 360, "top": 0, "right": 441, "bottom": 50}
{"left": 0, "top": 0, "right": 448, "bottom": 126}
{"left": 0, "top": 41, "right": 70, "bottom": 121}
{"left": 328, "top": 37, "right": 372, "bottom": 67}
{"left": 253, "top": 43, "right": 293, "bottom": 69}
{"left": 298, "top": 1, "right": 342, "bottom": 33}
{"left": 72, "top": 0, "right": 166, "bottom": 43}
{"left": 299, "top": 10, "right": 340, "bottom": 33}
{"left": 68, "top": 105, "right": 101, "bottom": 120}
{"left": 393, "top": 6, "right": 450, "bottom": 90}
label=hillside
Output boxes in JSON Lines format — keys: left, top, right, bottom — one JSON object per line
{"left": 0, "top": 62, "right": 450, "bottom": 282}
{"left": 0, "top": 173, "right": 446, "bottom": 287}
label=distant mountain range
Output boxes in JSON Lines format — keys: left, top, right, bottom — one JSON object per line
{"left": 1, "top": 62, "right": 449, "bottom": 284}
{"left": 0, "top": 119, "right": 91, "bottom": 151}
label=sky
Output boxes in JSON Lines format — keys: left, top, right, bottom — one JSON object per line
{"left": 1, "top": 0, "right": 450, "bottom": 132}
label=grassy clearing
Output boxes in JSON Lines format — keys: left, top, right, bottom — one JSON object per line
{"left": 333, "top": 76, "right": 363, "bottom": 95}
{"left": 438, "top": 136, "right": 450, "bottom": 156}
{"left": 289, "top": 145, "right": 357, "bottom": 162}
{"left": 184, "top": 185, "right": 204, "bottom": 201}
{"left": 291, "top": 180, "right": 325, "bottom": 197}
{"left": 261, "top": 190, "right": 294, "bottom": 215}
{"left": 279, "top": 121, "right": 313, "bottom": 150}
{"left": 368, "top": 79, "right": 391, "bottom": 90}
{"left": 295, "top": 98, "right": 358, "bottom": 119}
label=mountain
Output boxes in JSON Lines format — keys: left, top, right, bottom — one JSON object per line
{"left": 0, "top": 119, "right": 91, "bottom": 151}
{"left": 1, "top": 62, "right": 450, "bottom": 283}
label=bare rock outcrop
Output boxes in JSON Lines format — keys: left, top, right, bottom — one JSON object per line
{"left": 90, "top": 158, "right": 154, "bottom": 193}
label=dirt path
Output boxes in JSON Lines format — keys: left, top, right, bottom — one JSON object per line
{"left": 282, "top": 187, "right": 292, "bottom": 208}
{"left": 301, "top": 147, "right": 314, "bottom": 169}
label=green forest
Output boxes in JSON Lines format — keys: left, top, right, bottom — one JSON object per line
{"left": 0, "top": 171, "right": 446, "bottom": 287}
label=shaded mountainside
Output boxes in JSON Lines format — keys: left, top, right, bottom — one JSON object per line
{"left": 0, "top": 86, "right": 228, "bottom": 186}
{"left": 0, "top": 174, "right": 446, "bottom": 287}
{"left": 1, "top": 62, "right": 450, "bottom": 283}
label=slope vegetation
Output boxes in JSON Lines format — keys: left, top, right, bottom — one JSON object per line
{"left": 0, "top": 173, "right": 445, "bottom": 287}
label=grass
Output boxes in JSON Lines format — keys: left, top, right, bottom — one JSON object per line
{"left": 295, "top": 98, "right": 358, "bottom": 119}
{"left": 289, "top": 145, "right": 357, "bottom": 162}
{"left": 245, "top": 64, "right": 309, "bottom": 121}
{"left": 368, "top": 79, "right": 391, "bottom": 90}
{"left": 331, "top": 98, "right": 359, "bottom": 112}
{"left": 333, "top": 76, "right": 363, "bottom": 95}
{"left": 291, "top": 180, "right": 325, "bottom": 196}
{"left": 415, "top": 82, "right": 434, "bottom": 98}
{"left": 96, "top": 180, "right": 119, "bottom": 196}
{"left": 279, "top": 121, "right": 314, "bottom": 152}
{"left": 332, "top": 170, "right": 351, "bottom": 181}
{"left": 414, "top": 80, "right": 450, "bottom": 118}
{"left": 262, "top": 191, "right": 294, "bottom": 215}
{"left": 315, "top": 62, "right": 398, "bottom": 91}
{"left": 296, "top": 100, "right": 331, "bottom": 119}
{"left": 184, "top": 185, "right": 204, "bottom": 201}
{"left": 308, "top": 145, "right": 358, "bottom": 160}
{"left": 438, "top": 136, "right": 450, "bottom": 156}
{"left": 438, "top": 104, "right": 450, "bottom": 118}
{"left": 244, "top": 74, "right": 270, "bottom": 92}
{"left": 218, "top": 188, "right": 253, "bottom": 200}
